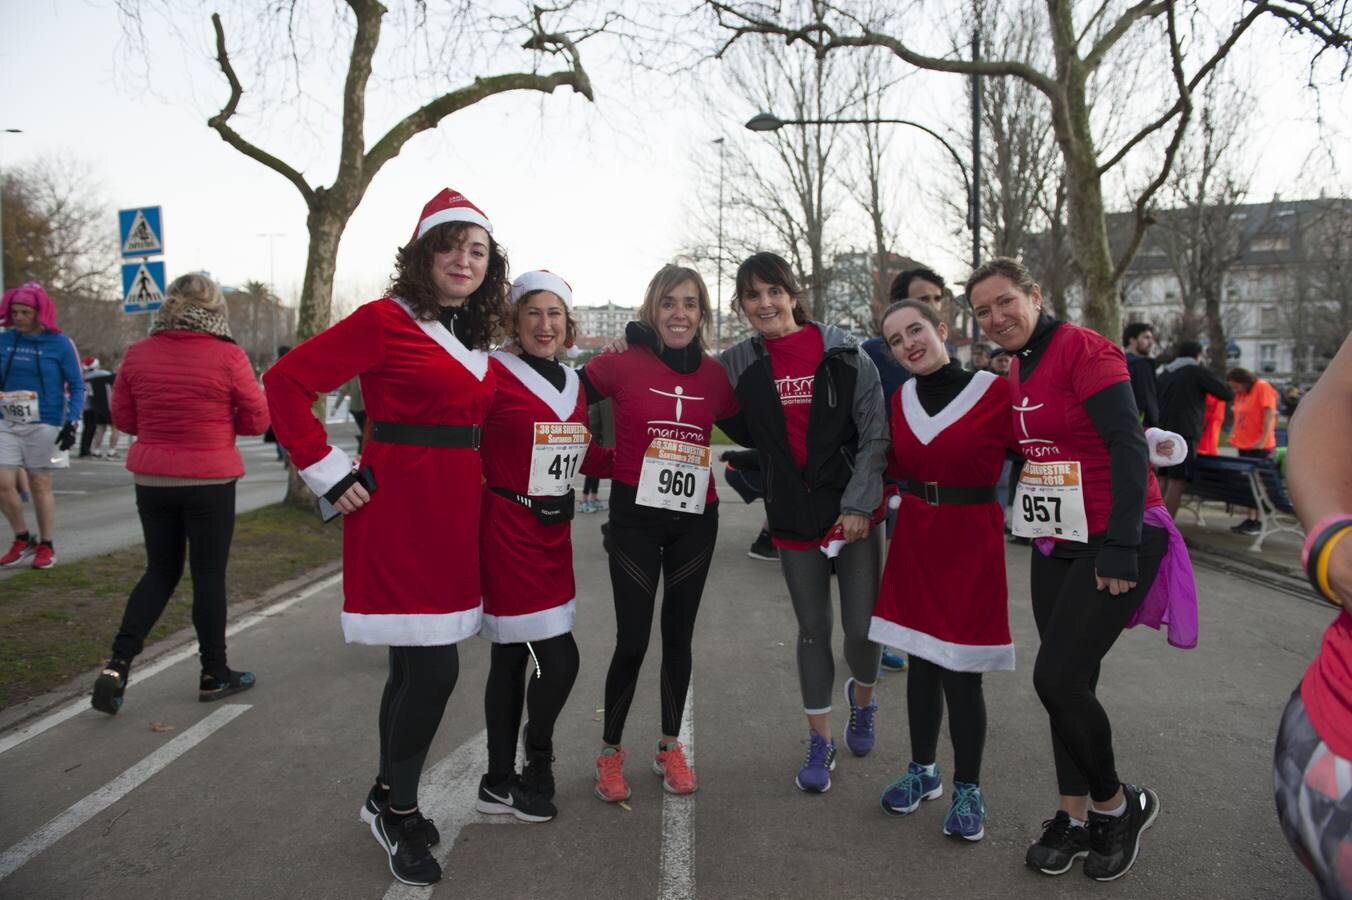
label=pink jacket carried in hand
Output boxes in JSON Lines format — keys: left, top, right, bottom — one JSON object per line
{"left": 112, "top": 331, "right": 270, "bottom": 479}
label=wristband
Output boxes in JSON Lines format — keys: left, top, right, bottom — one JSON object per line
{"left": 1302, "top": 514, "right": 1352, "bottom": 606}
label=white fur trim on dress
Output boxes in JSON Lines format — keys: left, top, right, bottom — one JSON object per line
{"left": 1145, "top": 427, "right": 1187, "bottom": 467}
{"left": 299, "top": 446, "right": 354, "bottom": 497}
{"left": 869, "top": 617, "right": 1015, "bottom": 673}
{"left": 392, "top": 297, "right": 489, "bottom": 381}
{"left": 341, "top": 605, "right": 482, "bottom": 646}
{"left": 901, "top": 370, "right": 997, "bottom": 446}
{"left": 491, "top": 350, "right": 580, "bottom": 422}
{"left": 479, "top": 599, "right": 576, "bottom": 644}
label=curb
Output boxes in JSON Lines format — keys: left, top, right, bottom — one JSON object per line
{"left": 0, "top": 560, "right": 343, "bottom": 735}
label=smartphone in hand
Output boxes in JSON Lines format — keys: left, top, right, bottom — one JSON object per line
{"left": 319, "top": 466, "right": 378, "bottom": 523}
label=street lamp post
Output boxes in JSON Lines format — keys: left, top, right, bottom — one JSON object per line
{"left": 257, "top": 231, "right": 284, "bottom": 351}
{"left": 713, "top": 137, "right": 726, "bottom": 349}
{"left": 0, "top": 129, "right": 25, "bottom": 292}
{"left": 745, "top": 111, "right": 981, "bottom": 342}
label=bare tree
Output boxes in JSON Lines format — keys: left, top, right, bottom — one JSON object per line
{"left": 708, "top": 0, "right": 1351, "bottom": 342}
{"left": 1, "top": 159, "right": 118, "bottom": 297}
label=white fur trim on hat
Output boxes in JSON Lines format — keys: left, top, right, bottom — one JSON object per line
{"left": 414, "top": 188, "right": 493, "bottom": 241}
{"left": 509, "top": 270, "right": 574, "bottom": 309}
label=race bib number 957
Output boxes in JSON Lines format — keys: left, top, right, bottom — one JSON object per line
{"left": 1012, "top": 459, "right": 1089, "bottom": 542}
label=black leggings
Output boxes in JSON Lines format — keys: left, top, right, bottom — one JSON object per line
{"left": 582, "top": 475, "right": 601, "bottom": 494}
{"left": 603, "top": 485, "right": 719, "bottom": 745}
{"left": 484, "top": 632, "right": 580, "bottom": 780}
{"left": 378, "top": 644, "right": 460, "bottom": 810}
{"left": 1029, "top": 531, "right": 1166, "bottom": 802}
{"left": 907, "top": 656, "right": 986, "bottom": 785}
{"left": 112, "top": 482, "right": 236, "bottom": 678}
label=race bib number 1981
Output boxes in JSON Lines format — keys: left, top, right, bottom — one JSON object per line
{"left": 635, "top": 438, "right": 711, "bottom": 514}
{"left": 0, "top": 391, "right": 39, "bottom": 424}
{"left": 527, "top": 422, "right": 590, "bottom": 496}
{"left": 1012, "top": 459, "right": 1089, "bottom": 542}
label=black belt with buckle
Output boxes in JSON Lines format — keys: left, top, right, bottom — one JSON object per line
{"left": 904, "top": 481, "right": 999, "bottom": 506}
{"left": 370, "top": 421, "right": 481, "bottom": 449}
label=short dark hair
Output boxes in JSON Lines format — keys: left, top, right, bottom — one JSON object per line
{"left": 1175, "top": 340, "right": 1203, "bottom": 360}
{"left": 388, "top": 221, "right": 509, "bottom": 350}
{"left": 889, "top": 267, "right": 946, "bottom": 303}
{"left": 1227, "top": 367, "right": 1257, "bottom": 390}
{"left": 1123, "top": 322, "right": 1153, "bottom": 346}
{"left": 971, "top": 342, "right": 991, "bottom": 356}
{"left": 735, "top": 252, "right": 811, "bottom": 325}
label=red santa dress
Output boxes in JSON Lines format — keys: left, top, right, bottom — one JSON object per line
{"left": 479, "top": 350, "right": 612, "bottom": 643}
{"left": 870, "top": 370, "right": 1017, "bottom": 672}
{"left": 263, "top": 297, "right": 494, "bottom": 646}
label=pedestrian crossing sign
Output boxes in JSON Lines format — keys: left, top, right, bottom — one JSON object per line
{"left": 122, "top": 260, "right": 166, "bottom": 313}
{"left": 118, "top": 206, "right": 163, "bottom": 257}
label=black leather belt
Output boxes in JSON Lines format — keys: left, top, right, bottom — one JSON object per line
{"left": 370, "top": 421, "right": 481, "bottom": 449}
{"left": 904, "top": 481, "right": 998, "bottom": 506}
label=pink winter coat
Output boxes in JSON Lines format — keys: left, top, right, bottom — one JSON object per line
{"left": 112, "top": 331, "right": 270, "bottom": 479}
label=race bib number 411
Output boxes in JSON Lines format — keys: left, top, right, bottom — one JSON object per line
{"left": 527, "top": 422, "right": 591, "bottom": 496}
{"left": 1012, "top": 459, "right": 1089, "bottom": 542}
{"left": 636, "top": 438, "right": 711, "bottom": 514}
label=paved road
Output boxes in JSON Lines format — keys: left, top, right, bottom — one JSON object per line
{"left": 0, "top": 487, "right": 1326, "bottom": 898}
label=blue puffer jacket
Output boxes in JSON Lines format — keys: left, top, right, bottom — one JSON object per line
{"left": 0, "top": 329, "right": 84, "bottom": 426}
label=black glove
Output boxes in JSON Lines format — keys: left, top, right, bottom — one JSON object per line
{"left": 56, "top": 422, "right": 77, "bottom": 451}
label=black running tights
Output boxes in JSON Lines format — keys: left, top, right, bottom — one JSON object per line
{"left": 484, "top": 633, "right": 580, "bottom": 781}
{"left": 112, "top": 482, "right": 236, "bottom": 679}
{"left": 603, "top": 496, "right": 718, "bottom": 745}
{"left": 1029, "top": 543, "right": 1164, "bottom": 803}
{"left": 378, "top": 644, "right": 460, "bottom": 810}
{"left": 907, "top": 656, "right": 986, "bottom": 785}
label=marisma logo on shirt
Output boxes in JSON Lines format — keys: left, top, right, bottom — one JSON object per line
{"left": 775, "top": 375, "right": 814, "bottom": 406}
{"left": 1013, "top": 395, "right": 1062, "bottom": 459}
{"left": 646, "top": 385, "right": 706, "bottom": 443}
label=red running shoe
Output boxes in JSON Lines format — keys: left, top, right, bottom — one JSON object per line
{"left": 31, "top": 543, "right": 56, "bottom": 569}
{"left": 595, "top": 747, "right": 631, "bottom": 802}
{"left": 653, "top": 741, "right": 697, "bottom": 795}
{"left": 1, "top": 538, "right": 36, "bottom": 567}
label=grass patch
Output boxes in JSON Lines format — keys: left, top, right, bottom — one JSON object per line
{"left": 0, "top": 503, "right": 341, "bottom": 710}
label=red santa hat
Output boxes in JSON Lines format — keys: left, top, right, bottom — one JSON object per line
{"left": 819, "top": 484, "right": 899, "bottom": 558}
{"left": 509, "top": 270, "right": 574, "bottom": 309}
{"left": 412, "top": 188, "right": 493, "bottom": 243}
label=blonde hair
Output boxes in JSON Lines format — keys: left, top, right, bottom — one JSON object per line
{"left": 638, "top": 265, "right": 712, "bottom": 351}
{"left": 164, "top": 272, "right": 226, "bottom": 316}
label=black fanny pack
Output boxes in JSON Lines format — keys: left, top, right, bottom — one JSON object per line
{"left": 490, "top": 487, "right": 575, "bottom": 525}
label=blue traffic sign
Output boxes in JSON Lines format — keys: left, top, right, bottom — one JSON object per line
{"left": 118, "top": 206, "right": 163, "bottom": 257}
{"left": 122, "top": 260, "right": 166, "bottom": 313}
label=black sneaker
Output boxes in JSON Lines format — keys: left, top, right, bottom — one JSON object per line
{"left": 371, "top": 809, "right": 441, "bottom": 886}
{"left": 1025, "top": 810, "right": 1091, "bottom": 875}
{"left": 474, "top": 774, "right": 556, "bottom": 823}
{"left": 1230, "top": 519, "right": 1261, "bottom": 536}
{"left": 521, "top": 745, "right": 557, "bottom": 805}
{"left": 199, "top": 668, "right": 256, "bottom": 702}
{"left": 1083, "top": 784, "right": 1160, "bottom": 881}
{"left": 747, "top": 530, "right": 779, "bottom": 561}
{"left": 359, "top": 782, "right": 440, "bottom": 846}
{"left": 91, "top": 658, "right": 132, "bottom": 716}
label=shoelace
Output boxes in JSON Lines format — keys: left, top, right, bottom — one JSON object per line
{"left": 598, "top": 751, "right": 625, "bottom": 780}
{"left": 661, "top": 744, "right": 692, "bottom": 777}
{"left": 802, "top": 736, "right": 832, "bottom": 767}
{"left": 850, "top": 701, "right": 876, "bottom": 735}
{"left": 887, "top": 768, "right": 931, "bottom": 799}
{"left": 950, "top": 785, "right": 982, "bottom": 819}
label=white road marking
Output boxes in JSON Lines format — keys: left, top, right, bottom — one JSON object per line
{"left": 50, "top": 490, "right": 89, "bottom": 495}
{"left": 658, "top": 683, "right": 695, "bottom": 900}
{"left": 0, "top": 572, "right": 341, "bottom": 756}
{"left": 382, "top": 728, "right": 510, "bottom": 899}
{"left": 0, "top": 703, "right": 251, "bottom": 880}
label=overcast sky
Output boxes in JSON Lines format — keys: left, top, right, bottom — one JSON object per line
{"left": 3, "top": 1, "right": 1348, "bottom": 316}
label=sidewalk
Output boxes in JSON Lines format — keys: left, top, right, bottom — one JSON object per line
{"left": 1173, "top": 498, "right": 1311, "bottom": 598}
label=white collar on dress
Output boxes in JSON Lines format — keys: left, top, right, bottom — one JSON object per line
{"left": 490, "top": 349, "right": 579, "bottom": 421}
{"left": 391, "top": 296, "right": 488, "bottom": 381}
{"left": 900, "top": 369, "right": 997, "bottom": 446}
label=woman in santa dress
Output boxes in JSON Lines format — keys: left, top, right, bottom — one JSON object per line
{"left": 264, "top": 188, "right": 504, "bottom": 888}
{"left": 474, "top": 271, "right": 612, "bottom": 824}
{"left": 870, "top": 299, "right": 1015, "bottom": 843}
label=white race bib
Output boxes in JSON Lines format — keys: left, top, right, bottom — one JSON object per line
{"left": 1012, "top": 460, "right": 1089, "bottom": 542}
{"left": 527, "top": 422, "right": 591, "bottom": 496}
{"left": 635, "top": 438, "right": 710, "bottom": 514}
{"left": 0, "top": 390, "right": 39, "bottom": 424}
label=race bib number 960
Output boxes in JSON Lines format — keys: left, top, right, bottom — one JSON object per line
{"left": 636, "top": 438, "right": 711, "bottom": 514}
{"left": 527, "top": 422, "right": 591, "bottom": 496}
{"left": 1012, "top": 459, "right": 1089, "bottom": 542}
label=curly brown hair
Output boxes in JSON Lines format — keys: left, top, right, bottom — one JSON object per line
{"left": 388, "top": 221, "right": 509, "bottom": 350}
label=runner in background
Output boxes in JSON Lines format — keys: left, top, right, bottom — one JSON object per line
{"left": 580, "top": 397, "right": 613, "bottom": 514}
{"left": 335, "top": 374, "right": 367, "bottom": 454}
{"left": 476, "top": 271, "right": 612, "bottom": 824}
{"left": 721, "top": 252, "right": 887, "bottom": 794}
{"left": 581, "top": 265, "right": 736, "bottom": 803}
{"left": 0, "top": 283, "right": 82, "bottom": 570}
{"left": 969, "top": 257, "right": 1197, "bottom": 882}
{"left": 265, "top": 188, "right": 504, "bottom": 887}
{"left": 1227, "top": 366, "right": 1279, "bottom": 535}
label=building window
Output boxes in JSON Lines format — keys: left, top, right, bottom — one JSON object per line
{"left": 1259, "top": 343, "right": 1277, "bottom": 373}
{"left": 1251, "top": 235, "right": 1291, "bottom": 252}
{"left": 1260, "top": 306, "right": 1280, "bottom": 336}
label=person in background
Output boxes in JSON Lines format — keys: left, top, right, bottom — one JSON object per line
{"left": 969, "top": 343, "right": 992, "bottom": 373}
{"left": 990, "top": 348, "right": 1012, "bottom": 378}
{"left": 1197, "top": 394, "right": 1226, "bottom": 456}
{"left": 0, "top": 283, "right": 83, "bottom": 570}
{"left": 1275, "top": 330, "right": 1352, "bottom": 900}
{"left": 1156, "top": 341, "right": 1233, "bottom": 518}
{"left": 84, "top": 358, "right": 120, "bottom": 459}
{"left": 336, "top": 374, "right": 367, "bottom": 454}
{"left": 581, "top": 397, "right": 614, "bottom": 514}
{"left": 1122, "top": 323, "right": 1159, "bottom": 429}
{"left": 92, "top": 272, "right": 269, "bottom": 715}
{"left": 1227, "top": 367, "right": 1279, "bottom": 536}
{"left": 262, "top": 345, "right": 292, "bottom": 463}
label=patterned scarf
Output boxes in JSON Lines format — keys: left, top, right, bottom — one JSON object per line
{"left": 151, "top": 301, "right": 233, "bottom": 340}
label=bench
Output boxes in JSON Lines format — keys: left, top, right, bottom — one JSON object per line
{"left": 1180, "top": 454, "right": 1303, "bottom": 551}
